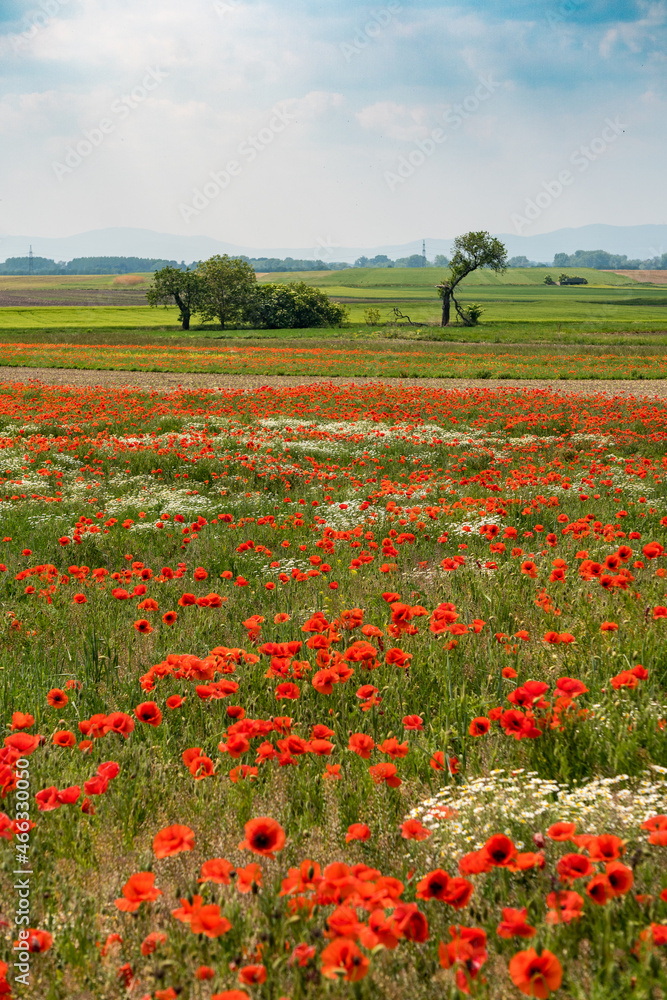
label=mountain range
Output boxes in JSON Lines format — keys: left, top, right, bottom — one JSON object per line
{"left": 0, "top": 224, "right": 665, "bottom": 266}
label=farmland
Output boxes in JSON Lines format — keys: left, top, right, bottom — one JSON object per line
{"left": 1, "top": 380, "right": 667, "bottom": 998}
{"left": 0, "top": 269, "right": 666, "bottom": 385}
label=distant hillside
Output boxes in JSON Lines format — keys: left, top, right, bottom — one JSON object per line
{"left": 305, "top": 266, "right": 640, "bottom": 288}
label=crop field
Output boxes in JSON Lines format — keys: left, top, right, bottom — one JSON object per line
{"left": 0, "top": 269, "right": 665, "bottom": 345}
{"left": 1, "top": 379, "right": 667, "bottom": 999}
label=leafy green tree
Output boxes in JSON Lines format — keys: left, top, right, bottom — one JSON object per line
{"left": 145, "top": 266, "right": 203, "bottom": 330}
{"left": 246, "top": 281, "right": 347, "bottom": 328}
{"left": 196, "top": 255, "right": 256, "bottom": 329}
{"left": 437, "top": 231, "right": 507, "bottom": 326}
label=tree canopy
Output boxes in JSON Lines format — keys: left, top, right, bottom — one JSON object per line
{"left": 145, "top": 266, "right": 203, "bottom": 330}
{"left": 195, "top": 255, "right": 256, "bottom": 330}
{"left": 437, "top": 231, "right": 507, "bottom": 326}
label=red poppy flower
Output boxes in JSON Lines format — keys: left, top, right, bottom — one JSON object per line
{"left": 401, "top": 819, "right": 432, "bottom": 840}
{"left": 368, "top": 762, "right": 401, "bottom": 787}
{"left": 345, "top": 823, "right": 371, "bottom": 842}
{"left": 16, "top": 929, "right": 53, "bottom": 953}
{"left": 321, "top": 938, "right": 369, "bottom": 981}
{"left": 556, "top": 853, "right": 594, "bottom": 882}
{"left": 497, "top": 907, "right": 536, "bottom": 939}
{"left": 35, "top": 787, "right": 60, "bottom": 811}
{"left": 52, "top": 730, "right": 76, "bottom": 748}
{"left": 547, "top": 821, "right": 576, "bottom": 841}
{"left": 153, "top": 824, "right": 195, "bottom": 858}
{"left": 348, "top": 733, "right": 374, "bottom": 758}
{"left": 162, "top": 611, "right": 178, "bottom": 625}
{"left": 134, "top": 701, "right": 162, "bottom": 726}
{"left": 141, "top": 931, "right": 167, "bottom": 956}
{"left": 509, "top": 948, "right": 562, "bottom": 997}
{"left": 195, "top": 966, "right": 215, "bottom": 981}
{"left": 115, "top": 872, "right": 162, "bottom": 912}
{"left": 10, "top": 712, "right": 34, "bottom": 730}
{"left": 545, "top": 890, "right": 584, "bottom": 924}
{"left": 238, "top": 965, "right": 266, "bottom": 985}
{"left": 47, "top": 688, "right": 68, "bottom": 708}
{"left": 469, "top": 717, "right": 490, "bottom": 736}
{"left": 482, "top": 834, "right": 517, "bottom": 867}
{"left": 198, "top": 858, "right": 235, "bottom": 885}
{"left": 238, "top": 816, "right": 286, "bottom": 858}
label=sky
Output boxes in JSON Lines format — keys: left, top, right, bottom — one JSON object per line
{"left": 0, "top": 0, "right": 665, "bottom": 252}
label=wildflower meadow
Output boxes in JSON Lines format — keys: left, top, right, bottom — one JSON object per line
{"left": 1, "top": 378, "right": 667, "bottom": 999}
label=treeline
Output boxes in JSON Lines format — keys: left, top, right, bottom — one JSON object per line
{"left": 353, "top": 253, "right": 450, "bottom": 268}
{"left": 0, "top": 256, "right": 180, "bottom": 275}
{"left": 241, "top": 257, "right": 350, "bottom": 271}
{"left": 146, "top": 256, "right": 347, "bottom": 331}
{"left": 553, "top": 249, "right": 667, "bottom": 270}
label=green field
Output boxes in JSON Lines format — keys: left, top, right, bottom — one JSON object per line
{"left": 0, "top": 268, "right": 664, "bottom": 334}
{"left": 0, "top": 269, "right": 665, "bottom": 374}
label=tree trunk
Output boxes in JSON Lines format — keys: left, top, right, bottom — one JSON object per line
{"left": 440, "top": 287, "right": 451, "bottom": 327}
{"left": 174, "top": 292, "right": 190, "bottom": 330}
{"left": 218, "top": 309, "right": 225, "bottom": 330}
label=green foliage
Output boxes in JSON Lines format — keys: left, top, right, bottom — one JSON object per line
{"left": 195, "top": 254, "right": 256, "bottom": 330}
{"left": 447, "top": 231, "right": 508, "bottom": 286}
{"left": 145, "top": 265, "right": 203, "bottom": 330}
{"left": 463, "top": 302, "right": 484, "bottom": 324}
{"left": 246, "top": 280, "right": 348, "bottom": 328}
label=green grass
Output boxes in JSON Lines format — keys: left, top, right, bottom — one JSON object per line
{"left": 264, "top": 266, "right": 643, "bottom": 288}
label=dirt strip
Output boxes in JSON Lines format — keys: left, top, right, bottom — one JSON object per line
{"left": 1, "top": 366, "right": 667, "bottom": 400}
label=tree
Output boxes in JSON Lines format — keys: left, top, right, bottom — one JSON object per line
{"left": 395, "top": 253, "right": 427, "bottom": 268}
{"left": 433, "top": 254, "right": 449, "bottom": 267}
{"left": 196, "top": 255, "right": 256, "bottom": 329}
{"left": 145, "top": 265, "right": 203, "bottom": 330}
{"left": 437, "top": 231, "right": 507, "bottom": 326}
{"left": 354, "top": 256, "right": 370, "bottom": 268}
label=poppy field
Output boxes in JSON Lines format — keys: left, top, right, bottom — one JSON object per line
{"left": 2, "top": 378, "right": 667, "bottom": 999}
{"left": 2, "top": 341, "right": 667, "bottom": 381}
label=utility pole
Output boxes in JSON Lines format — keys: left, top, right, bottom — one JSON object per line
{"left": 422, "top": 239, "right": 426, "bottom": 266}
{"left": 28, "top": 245, "right": 33, "bottom": 276}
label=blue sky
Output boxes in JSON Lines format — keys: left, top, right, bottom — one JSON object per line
{"left": 0, "top": 0, "right": 664, "bottom": 251}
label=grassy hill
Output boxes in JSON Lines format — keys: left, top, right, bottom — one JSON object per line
{"left": 258, "top": 266, "right": 642, "bottom": 289}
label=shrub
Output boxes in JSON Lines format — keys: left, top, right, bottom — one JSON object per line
{"left": 246, "top": 281, "right": 347, "bottom": 328}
